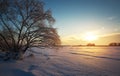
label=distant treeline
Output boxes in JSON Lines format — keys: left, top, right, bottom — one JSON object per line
{"left": 109, "top": 43, "right": 120, "bottom": 46}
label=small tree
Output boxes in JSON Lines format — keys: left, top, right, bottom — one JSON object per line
{"left": 0, "top": 0, "right": 60, "bottom": 60}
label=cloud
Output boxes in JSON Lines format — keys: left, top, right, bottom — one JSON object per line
{"left": 61, "top": 33, "right": 120, "bottom": 45}
{"left": 108, "top": 16, "right": 116, "bottom": 20}
{"left": 94, "top": 33, "right": 120, "bottom": 45}
{"left": 98, "top": 32, "right": 120, "bottom": 38}
{"left": 61, "top": 35, "right": 84, "bottom": 45}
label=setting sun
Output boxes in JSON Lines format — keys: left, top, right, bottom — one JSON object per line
{"left": 83, "top": 32, "right": 98, "bottom": 41}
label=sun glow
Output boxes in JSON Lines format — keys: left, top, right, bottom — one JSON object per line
{"left": 83, "top": 32, "right": 98, "bottom": 41}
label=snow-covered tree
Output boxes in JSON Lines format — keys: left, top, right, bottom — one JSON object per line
{"left": 0, "top": 0, "right": 60, "bottom": 60}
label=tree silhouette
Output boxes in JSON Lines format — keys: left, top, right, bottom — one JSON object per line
{"left": 0, "top": 0, "right": 60, "bottom": 60}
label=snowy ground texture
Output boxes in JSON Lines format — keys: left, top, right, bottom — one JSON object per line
{"left": 0, "top": 46, "right": 120, "bottom": 76}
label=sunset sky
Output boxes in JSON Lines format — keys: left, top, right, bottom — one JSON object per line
{"left": 44, "top": 0, "right": 120, "bottom": 45}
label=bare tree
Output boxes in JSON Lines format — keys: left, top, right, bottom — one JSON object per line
{"left": 0, "top": 0, "right": 60, "bottom": 60}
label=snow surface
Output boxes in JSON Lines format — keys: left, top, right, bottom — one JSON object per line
{"left": 0, "top": 46, "right": 120, "bottom": 76}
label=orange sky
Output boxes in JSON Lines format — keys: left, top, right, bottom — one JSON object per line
{"left": 61, "top": 33, "right": 120, "bottom": 45}
{"left": 44, "top": 0, "right": 120, "bottom": 45}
